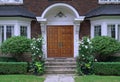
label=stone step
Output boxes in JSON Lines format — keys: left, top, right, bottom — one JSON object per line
{"left": 45, "top": 58, "right": 76, "bottom": 62}
{"left": 45, "top": 58, "right": 76, "bottom": 74}
{"left": 45, "top": 69, "right": 75, "bottom": 74}
{"left": 45, "top": 65, "right": 76, "bottom": 68}
{"left": 45, "top": 66, "right": 76, "bottom": 70}
{"left": 45, "top": 62, "right": 76, "bottom": 66}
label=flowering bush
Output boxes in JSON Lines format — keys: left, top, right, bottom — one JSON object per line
{"left": 30, "top": 37, "right": 43, "bottom": 61}
{"left": 29, "top": 36, "right": 44, "bottom": 75}
{"left": 77, "top": 37, "right": 95, "bottom": 75}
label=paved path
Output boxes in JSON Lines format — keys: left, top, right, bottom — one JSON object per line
{"left": 44, "top": 74, "right": 75, "bottom": 82}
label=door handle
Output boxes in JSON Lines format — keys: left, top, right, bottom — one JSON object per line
{"left": 58, "top": 42, "right": 62, "bottom": 48}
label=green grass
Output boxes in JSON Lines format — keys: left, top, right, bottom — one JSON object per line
{"left": 0, "top": 75, "right": 45, "bottom": 82}
{"left": 75, "top": 75, "right": 120, "bottom": 82}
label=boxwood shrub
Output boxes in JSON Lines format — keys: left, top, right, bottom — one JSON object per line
{"left": 0, "top": 57, "right": 17, "bottom": 62}
{"left": 93, "top": 62, "right": 120, "bottom": 75}
{"left": 92, "top": 36, "right": 120, "bottom": 61}
{"left": 0, "top": 62, "right": 28, "bottom": 74}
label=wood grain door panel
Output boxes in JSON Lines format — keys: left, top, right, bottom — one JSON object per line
{"left": 47, "top": 26, "right": 73, "bottom": 57}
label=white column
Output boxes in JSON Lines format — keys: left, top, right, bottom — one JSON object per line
{"left": 36, "top": 17, "right": 47, "bottom": 58}
{"left": 74, "top": 23, "right": 80, "bottom": 57}
{"left": 40, "top": 23, "right": 47, "bottom": 58}
{"left": 73, "top": 17, "right": 84, "bottom": 57}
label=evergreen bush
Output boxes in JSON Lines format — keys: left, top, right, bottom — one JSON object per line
{"left": 92, "top": 36, "right": 120, "bottom": 61}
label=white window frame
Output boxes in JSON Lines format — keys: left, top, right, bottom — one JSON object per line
{"left": 98, "top": 0, "right": 120, "bottom": 4}
{"left": 0, "top": 0, "right": 23, "bottom": 5}
{"left": 0, "top": 25, "right": 14, "bottom": 44}
{"left": 20, "top": 25, "right": 28, "bottom": 37}
{"left": 94, "top": 25, "right": 101, "bottom": 37}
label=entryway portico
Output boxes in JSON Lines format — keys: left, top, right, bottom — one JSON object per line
{"left": 36, "top": 3, "right": 84, "bottom": 58}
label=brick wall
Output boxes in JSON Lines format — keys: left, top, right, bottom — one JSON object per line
{"left": 23, "top": 0, "right": 99, "bottom": 38}
{"left": 31, "top": 20, "right": 41, "bottom": 38}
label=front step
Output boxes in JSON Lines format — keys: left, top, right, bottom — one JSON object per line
{"left": 45, "top": 58, "right": 76, "bottom": 74}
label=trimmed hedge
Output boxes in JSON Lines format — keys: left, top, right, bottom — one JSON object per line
{"left": 107, "top": 56, "right": 120, "bottom": 62}
{"left": 0, "top": 57, "right": 17, "bottom": 62}
{"left": 0, "top": 62, "right": 28, "bottom": 74}
{"left": 93, "top": 62, "right": 120, "bottom": 75}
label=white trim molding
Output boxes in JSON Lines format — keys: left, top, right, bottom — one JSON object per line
{"left": 36, "top": 3, "right": 85, "bottom": 58}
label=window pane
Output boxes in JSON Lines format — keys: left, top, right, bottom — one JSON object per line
{"left": 107, "top": 25, "right": 115, "bottom": 38}
{"left": 6, "top": 26, "right": 14, "bottom": 39}
{"left": 0, "top": 25, "right": 4, "bottom": 43}
{"left": 118, "top": 25, "right": 120, "bottom": 41}
{"left": 20, "top": 26, "right": 27, "bottom": 37}
{"left": 94, "top": 25, "right": 101, "bottom": 37}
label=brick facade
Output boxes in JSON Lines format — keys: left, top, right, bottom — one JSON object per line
{"left": 23, "top": 0, "right": 99, "bottom": 38}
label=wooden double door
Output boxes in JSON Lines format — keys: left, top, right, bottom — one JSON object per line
{"left": 47, "top": 26, "right": 74, "bottom": 58}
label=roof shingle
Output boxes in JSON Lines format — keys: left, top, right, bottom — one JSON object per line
{"left": 0, "top": 5, "right": 35, "bottom": 19}
{"left": 86, "top": 5, "right": 120, "bottom": 18}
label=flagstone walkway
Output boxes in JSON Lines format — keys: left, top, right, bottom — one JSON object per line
{"left": 44, "top": 74, "right": 75, "bottom": 82}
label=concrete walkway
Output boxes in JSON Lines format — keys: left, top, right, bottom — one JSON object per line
{"left": 44, "top": 74, "right": 75, "bottom": 82}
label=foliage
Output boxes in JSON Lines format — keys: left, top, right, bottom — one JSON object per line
{"left": 0, "top": 75, "right": 45, "bottom": 82}
{"left": 0, "top": 62, "right": 27, "bottom": 74}
{"left": 75, "top": 75, "right": 120, "bottom": 82}
{"left": 29, "top": 36, "right": 44, "bottom": 75}
{"left": 93, "top": 62, "right": 120, "bottom": 75}
{"left": 0, "top": 57, "right": 17, "bottom": 62}
{"left": 77, "top": 37, "right": 95, "bottom": 75}
{"left": 29, "top": 61, "right": 44, "bottom": 75}
{"left": 0, "top": 36, "right": 31, "bottom": 55}
{"left": 107, "top": 56, "right": 120, "bottom": 62}
{"left": 92, "top": 36, "right": 120, "bottom": 61}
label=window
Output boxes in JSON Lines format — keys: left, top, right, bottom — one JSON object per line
{"left": 107, "top": 25, "right": 116, "bottom": 38}
{"left": 0, "top": 0, "right": 23, "bottom": 5}
{"left": 98, "top": 0, "right": 120, "bottom": 4}
{"left": 20, "top": 26, "right": 27, "bottom": 37}
{"left": 0, "top": 25, "right": 14, "bottom": 44}
{"left": 6, "top": 26, "right": 14, "bottom": 39}
{"left": 94, "top": 25, "right": 101, "bottom": 37}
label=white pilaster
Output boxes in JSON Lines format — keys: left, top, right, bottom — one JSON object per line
{"left": 74, "top": 17, "right": 84, "bottom": 57}
{"left": 102, "top": 22, "right": 107, "bottom": 36}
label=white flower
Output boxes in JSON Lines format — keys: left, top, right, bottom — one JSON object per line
{"left": 87, "top": 38, "right": 90, "bottom": 42}
{"left": 82, "top": 55, "right": 84, "bottom": 57}
{"left": 95, "top": 59, "right": 97, "bottom": 62}
{"left": 85, "top": 46, "right": 88, "bottom": 49}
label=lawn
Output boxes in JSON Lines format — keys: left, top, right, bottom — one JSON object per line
{"left": 0, "top": 75, "right": 45, "bottom": 82}
{"left": 75, "top": 75, "right": 120, "bottom": 82}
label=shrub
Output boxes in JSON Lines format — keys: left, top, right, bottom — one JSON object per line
{"left": 77, "top": 37, "right": 95, "bottom": 75}
{"left": 0, "top": 36, "right": 31, "bottom": 61}
{"left": 107, "top": 56, "right": 120, "bottom": 62}
{"left": 0, "top": 62, "right": 28, "bottom": 74}
{"left": 93, "top": 62, "right": 120, "bottom": 75}
{"left": 92, "top": 36, "right": 120, "bottom": 61}
{"left": 0, "top": 57, "right": 17, "bottom": 62}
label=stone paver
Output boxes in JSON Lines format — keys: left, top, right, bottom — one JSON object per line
{"left": 44, "top": 74, "right": 75, "bottom": 82}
